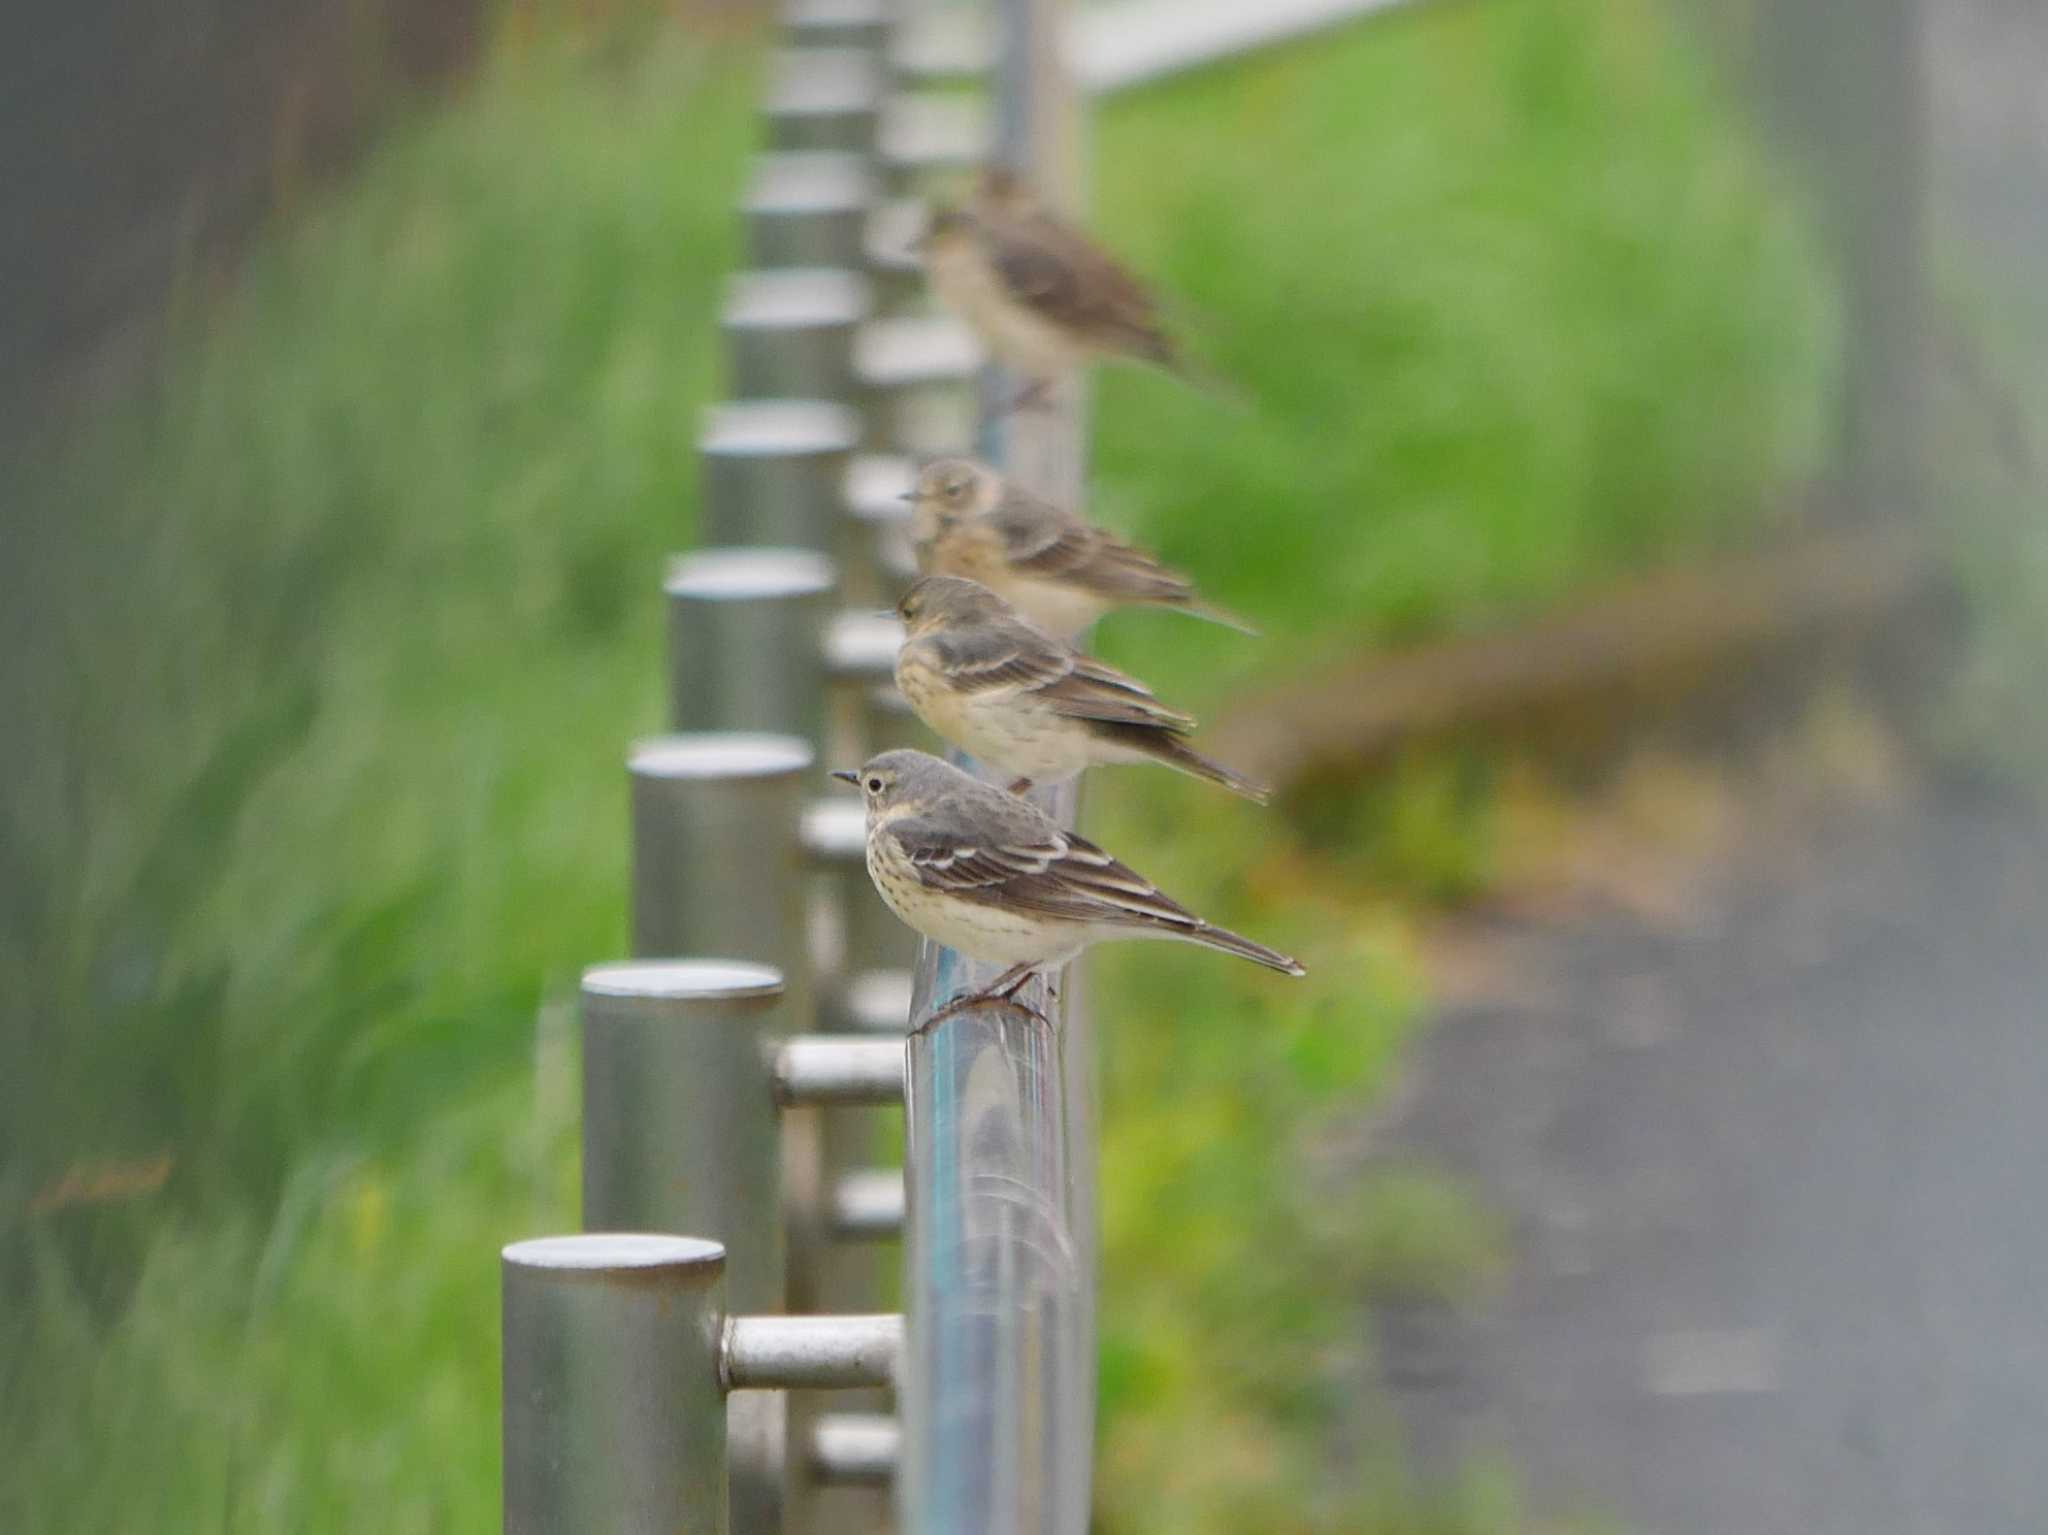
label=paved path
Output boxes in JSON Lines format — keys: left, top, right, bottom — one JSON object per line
{"left": 1373, "top": 797, "right": 2048, "bottom": 1534}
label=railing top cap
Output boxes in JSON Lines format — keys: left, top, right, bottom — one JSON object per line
{"left": 786, "top": 0, "right": 889, "bottom": 24}
{"left": 582, "top": 959, "right": 785, "bottom": 1001}
{"left": 702, "top": 399, "right": 862, "bottom": 456}
{"left": 767, "top": 47, "right": 883, "bottom": 114}
{"left": 629, "top": 732, "right": 816, "bottom": 779}
{"left": 725, "top": 267, "right": 873, "bottom": 327}
{"left": 744, "top": 151, "right": 877, "bottom": 212}
{"left": 665, "top": 547, "right": 837, "bottom": 600}
{"left": 503, "top": 1233, "right": 725, "bottom": 1273}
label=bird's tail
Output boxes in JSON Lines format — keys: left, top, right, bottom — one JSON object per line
{"left": 1121, "top": 730, "right": 1270, "bottom": 804}
{"left": 1177, "top": 596, "right": 1260, "bottom": 636}
{"left": 1169, "top": 355, "right": 1252, "bottom": 413}
{"left": 1184, "top": 920, "right": 1306, "bottom": 977}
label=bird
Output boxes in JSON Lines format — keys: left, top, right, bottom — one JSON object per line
{"left": 919, "top": 167, "right": 1231, "bottom": 409}
{"left": 893, "top": 574, "right": 1269, "bottom": 802}
{"left": 902, "top": 456, "right": 1255, "bottom": 640}
{"left": 830, "top": 749, "right": 1304, "bottom": 1014}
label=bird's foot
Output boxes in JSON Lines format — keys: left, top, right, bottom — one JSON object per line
{"left": 1006, "top": 776, "right": 1035, "bottom": 796}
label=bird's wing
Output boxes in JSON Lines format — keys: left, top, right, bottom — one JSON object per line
{"left": 1040, "top": 654, "right": 1195, "bottom": 731}
{"left": 928, "top": 620, "right": 1076, "bottom": 695}
{"left": 990, "top": 492, "right": 1199, "bottom": 607}
{"left": 892, "top": 807, "right": 1202, "bottom": 932}
{"left": 984, "top": 212, "right": 1177, "bottom": 366}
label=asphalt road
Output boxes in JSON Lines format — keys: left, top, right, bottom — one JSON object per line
{"left": 1372, "top": 796, "right": 2048, "bottom": 1534}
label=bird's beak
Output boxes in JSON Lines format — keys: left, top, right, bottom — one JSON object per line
{"left": 896, "top": 490, "right": 918, "bottom": 502}
{"left": 830, "top": 769, "right": 860, "bottom": 787}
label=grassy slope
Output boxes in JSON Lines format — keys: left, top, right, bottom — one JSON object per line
{"left": 0, "top": 3, "right": 1828, "bottom": 1529}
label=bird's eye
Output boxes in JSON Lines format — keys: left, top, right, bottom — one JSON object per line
{"left": 865, "top": 776, "right": 884, "bottom": 795}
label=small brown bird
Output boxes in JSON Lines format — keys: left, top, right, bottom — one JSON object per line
{"left": 894, "top": 574, "right": 1269, "bottom": 801}
{"left": 920, "top": 167, "right": 1228, "bottom": 407}
{"left": 831, "top": 749, "right": 1304, "bottom": 1008}
{"left": 903, "top": 456, "right": 1255, "bottom": 640}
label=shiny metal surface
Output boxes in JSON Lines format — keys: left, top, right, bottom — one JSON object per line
{"left": 809, "top": 1413, "right": 902, "bottom": 1485}
{"left": 665, "top": 548, "right": 836, "bottom": 738}
{"left": 700, "top": 400, "right": 862, "bottom": 554}
{"left": 838, "top": 966, "right": 915, "bottom": 1034}
{"left": 899, "top": 4, "right": 1097, "bottom": 1532}
{"left": 766, "top": 47, "right": 884, "bottom": 153}
{"left": 745, "top": 152, "right": 877, "bottom": 270}
{"left": 784, "top": 0, "right": 892, "bottom": 51}
{"left": 822, "top": 610, "right": 904, "bottom": 684}
{"left": 627, "top": 735, "right": 813, "bottom": 1040}
{"left": 801, "top": 793, "right": 870, "bottom": 868}
{"left": 502, "top": 1234, "right": 729, "bottom": 1535}
{"left": 724, "top": 268, "right": 872, "bottom": 403}
{"left": 724, "top": 1313, "right": 905, "bottom": 1391}
{"left": 578, "top": 961, "right": 789, "bottom": 1306}
{"left": 828, "top": 1168, "right": 906, "bottom": 1240}
{"left": 775, "top": 1035, "right": 906, "bottom": 1106}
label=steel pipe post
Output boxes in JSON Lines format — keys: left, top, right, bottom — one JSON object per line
{"left": 579, "top": 961, "right": 790, "bottom": 1307}
{"left": 666, "top": 548, "right": 836, "bottom": 739}
{"left": 767, "top": 47, "right": 884, "bottom": 154}
{"left": 628, "top": 733, "right": 812, "bottom": 993}
{"left": 784, "top": 0, "right": 892, "bottom": 51}
{"left": 746, "top": 152, "right": 877, "bottom": 271}
{"left": 502, "top": 1234, "right": 730, "bottom": 1535}
{"left": 701, "top": 401, "right": 862, "bottom": 556}
{"left": 724, "top": 268, "right": 872, "bottom": 404}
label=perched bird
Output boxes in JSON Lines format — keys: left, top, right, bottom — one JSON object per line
{"left": 903, "top": 456, "right": 1254, "bottom": 639}
{"left": 920, "top": 167, "right": 1228, "bottom": 407}
{"left": 894, "top": 574, "right": 1268, "bottom": 802}
{"left": 831, "top": 749, "right": 1305, "bottom": 1008}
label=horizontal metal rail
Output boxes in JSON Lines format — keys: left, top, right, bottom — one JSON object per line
{"left": 775, "top": 1035, "right": 906, "bottom": 1106}
{"left": 724, "top": 1313, "right": 905, "bottom": 1391}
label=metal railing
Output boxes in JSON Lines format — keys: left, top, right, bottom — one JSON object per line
{"left": 498, "top": 0, "right": 1391, "bottom": 1529}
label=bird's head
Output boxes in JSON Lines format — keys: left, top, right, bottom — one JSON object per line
{"left": 895, "top": 573, "right": 1007, "bottom": 633}
{"left": 832, "top": 748, "right": 950, "bottom": 814}
{"left": 902, "top": 458, "right": 994, "bottom": 555}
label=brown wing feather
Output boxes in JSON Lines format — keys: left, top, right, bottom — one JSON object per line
{"left": 987, "top": 490, "right": 1199, "bottom": 607}
{"left": 983, "top": 211, "right": 1178, "bottom": 366}
{"left": 1040, "top": 655, "right": 1195, "bottom": 731}
{"left": 892, "top": 808, "right": 1201, "bottom": 930}
{"left": 925, "top": 624, "right": 1074, "bottom": 695}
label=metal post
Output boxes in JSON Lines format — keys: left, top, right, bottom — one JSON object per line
{"left": 745, "top": 152, "right": 877, "bottom": 271}
{"left": 900, "top": 2, "right": 1098, "bottom": 1532}
{"left": 767, "top": 48, "right": 884, "bottom": 155}
{"left": 700, "top": 401, "right": 862, "bottom": 555}
{"left": 589, "top": 958, "right": 807, "bottom": 1535}
{"left": 628, "top": 733, "right": 812, "bottom": 991}
{"left": 785, "top": 0, "right": 892, "bottom": 52}
{"left": 724, "top": 269, "right": 872, "bottom": 404}
{"left": 579, "top": 961, "right": 790, "bottom": 1304}
{"left": 665, "top": 548, "right": 836, "bottom": 738}
{"left": 502, "top": 1234, "right": 730, "bottom": 1535}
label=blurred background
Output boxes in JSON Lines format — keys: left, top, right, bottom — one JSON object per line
{"left": 3, "top": 0, "right": 2044, "bottom": 1530}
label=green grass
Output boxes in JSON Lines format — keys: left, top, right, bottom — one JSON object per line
{"left": 0, "top": 1, "right": 1828, "bottom": 1529}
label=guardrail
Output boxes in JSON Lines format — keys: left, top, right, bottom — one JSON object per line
{"left": 496, "top": 0, "right": 1385, "bottom": 1529}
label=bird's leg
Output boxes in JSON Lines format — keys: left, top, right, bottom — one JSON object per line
{"left": 910, "top": 964, "right": 1043, "bottom": 1034}
{"left": 989, "top": 963, "right": 1038, "bottom": 1002}
{"left": 1006, "top": 777, "right": 1035, "bottom": 796}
